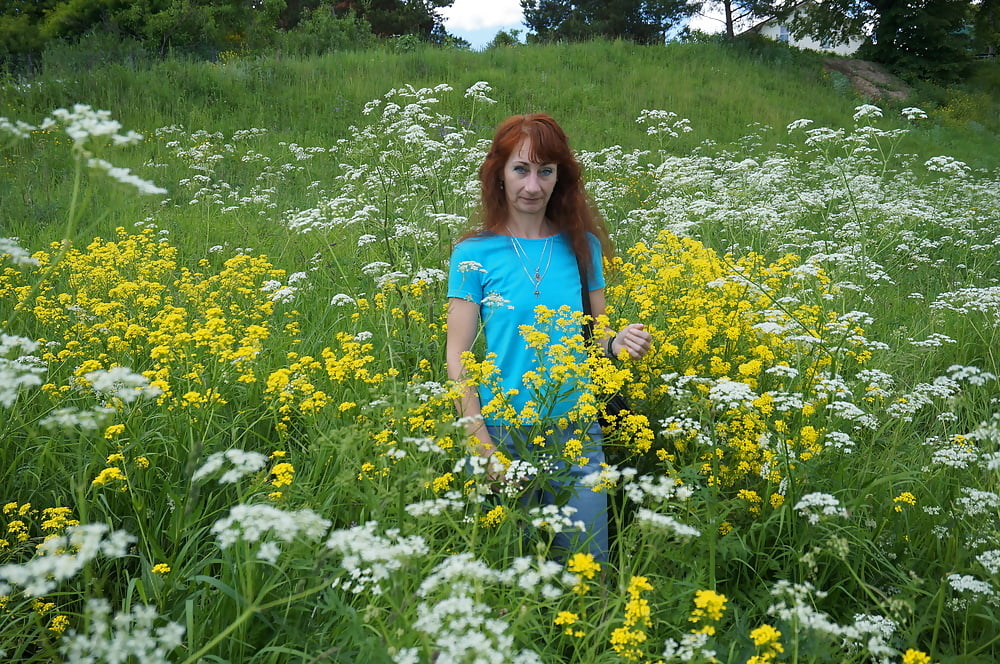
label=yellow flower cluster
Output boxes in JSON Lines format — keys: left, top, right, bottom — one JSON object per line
{"left": 3, "top": 227, "right": 283, "bottom": 410}
{"left": 610, "top": 575, "right": 654, "bottom": 661}
{"left": 91, "top": 450, "right": 152, "bottom": 491}
{"left": 606, "top": 230, "right": 879, "bottom": 494}
{"left": 747, "top": 624, "right": 784, "bottom": 664}
{"left": 479, "top": 505, "right": 507, "bottom": 528}
{"left": 901, "top": 649, "right": 937, "bottom": 664}
{"left": 567, "top": 552, "right": 602, "bottom": 595}
{"left": 1, "top": 503, "right": 80, "bottom": 551}
{"left": 689, "top": 589, "right": 728, "bottom": 635}
{"left": 893, "top": 491, "right": 917, "bottom": 512}
{"left": 555, "top": 610, "right": 586, "bottom": 638}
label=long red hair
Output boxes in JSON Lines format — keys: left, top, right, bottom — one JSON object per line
{"left": 467, "top": 113, "right": 612, "bottom": 279}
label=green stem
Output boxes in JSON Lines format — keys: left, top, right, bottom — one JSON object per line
{"left": 179, "top": 579, "right": 330, "bottom": 664}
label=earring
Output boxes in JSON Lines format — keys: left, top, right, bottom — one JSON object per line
{"left": 499, "top": 181, "right": 504, "bottom": 190}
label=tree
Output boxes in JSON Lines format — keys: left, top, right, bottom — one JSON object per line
{"left": 337, "top": 0, "right": 452, "bottom": 38}
{"left": 786, "top": 0, "right": 975, "bottom": 81}
{"left": 689, "top": 0, "right": 779, "bottom": 39}
{"left": 973, "top": 0, "right": 1000, "bottom": 54}
{"left": 521, "top": 0, "right": 693, "bottom": 44}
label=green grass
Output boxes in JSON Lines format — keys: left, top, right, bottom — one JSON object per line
{"left": 1, "top": 39, "right": 999, "bottom": 664}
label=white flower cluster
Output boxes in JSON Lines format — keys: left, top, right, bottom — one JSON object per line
{"left": 946, "top": 573, "right": 998, "bottom": 610}
{"left": 192, "top": 448, "right": 269, "bottom": 484}
{"left": 852, "top": 104, "right": 884, "bottom": 123}
{"left": 0, "top": 237, "right": 39, "bottom": 265}
{"left": 766, "top": 581, "right": 897, "bottom": 657}
{"left": 84, "top": 365, "right": 164, "bottom": 404}
{"left": 463, "top": 81, "right": 497, "bottom": 104}
{"left": 500, "top": 459, "right": 538, "bottom": 494}
{"left": 405, "top": 491, "right": 466, "bottom": 517}
{"left": 794, "top": 492, "right": 850, "bottom": 524}
{"left": 40, "top": 405, "right": 116, "bottom": 431}
{"left": 636, "top": 109, "right": 693, "bottom": 138}
{"left": 622, "top": 473, "right": 693, "bottom": 505}
{"left": 955, "top": 488, "right": 1000, "bottom": 518}
{"left": 326, "top": 521, "right": 429, "bottom": 595}
{"left": 658, "top": 416, "right": 712, "bottom": 445}
{"left": 482, "top": 291, "right": 514, "bottom": 310}
{"left": 885, "top": 379, "right": 962, "bottom": 421}
{"left": 0, "top": 523, "right": 135, "bottom": 597}
{"left": 87, "top": 157, "right": 167, "bottom": 195}
{"left": 260, "top": 277, "right": 303, "bottom": 304}
{"left": 945, "top": 364, "right": 996, "bottom": 386}
{"left": 931, "top": 286, "right": 1000, "bottom": 316}
{"left": 909, "top": 332, "right": 957, "bottom": 348}
{"left": 47, "top": 104, "right": 143, "bottom": 149}
{"left": 527, "top": 504, "right": 585, "bottom": 534}
{"left": 976, "top": 550, "right": 1000, "bottom": 575}
{"left": 924, "top": 155, "right": 970, "bottom": 177}
{"left": 929, "top": 443, "right": 979, "bottom": 469}
{"left": 0, "top": 333, "right": 45, "bottom": 408}
{"left": 330, "top": 293, "right": 357, "bottom": 306}
{"left": 661, "top": 631, "right": 716, "bottom": 663}
{"left": 0, "top": 116, "right": 36, "bottom": 139}
{"left": 395, "top": 553, "right": 561, "bottom": 664}
{"left": 59, "top": 599, "right": 185, "bottom": 664}
{"left": 707, "top": 378, "right": 759, "bottom": 411}
{"left": 212, "top": 504, "right": 330, "bottom": 564}
{"left": 457, "top": 260, "right": 486, "bottom": 273}
{"left": 635, "top": 508, "right": 701, "bottom": 538}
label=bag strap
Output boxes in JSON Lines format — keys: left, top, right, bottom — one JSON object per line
{"left": 577, "top": 256, "right": 595, "bottom": 343}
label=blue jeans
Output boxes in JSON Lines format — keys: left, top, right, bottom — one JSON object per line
{"left": 486, "top": 421, "right": 609, "bottom": 562}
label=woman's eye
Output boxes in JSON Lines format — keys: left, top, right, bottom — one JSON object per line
{"left": 540, "top": 168, "right": 554, "bottom": 176}
{"left": 513, "top": 165, "right": 527, "bottom": 174}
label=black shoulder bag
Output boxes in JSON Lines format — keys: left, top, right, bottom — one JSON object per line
{"left": 577, "top": 258, "right": 630, "bottom": 431}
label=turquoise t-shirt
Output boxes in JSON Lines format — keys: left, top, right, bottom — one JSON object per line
{"left": 447, "top": 231, "right": 605, "bottom": 425}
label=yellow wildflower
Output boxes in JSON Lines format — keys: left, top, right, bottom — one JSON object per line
{"left": 271, "top": 462, "right": 295, "bottom": 487}
{"left": 92, "top": 467, "right": 127, "bottom": 487}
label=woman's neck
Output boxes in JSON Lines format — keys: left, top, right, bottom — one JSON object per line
{"left": 505, "top": 216, "right": 555, "bottom": 239}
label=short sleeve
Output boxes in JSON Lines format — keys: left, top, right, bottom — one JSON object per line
{"left": 447, "top": 240, "right": 485, "bottom": 303}
{"left": 586, "top": 234, "right": 606, "bottom": 291}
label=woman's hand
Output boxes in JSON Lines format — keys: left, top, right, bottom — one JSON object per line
{"left": 609, "top": 323, "right": 652, "bottom": 359}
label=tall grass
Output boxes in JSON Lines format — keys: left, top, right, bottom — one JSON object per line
{"left": 1, "top": 44, "right": 999, "bottom": 664}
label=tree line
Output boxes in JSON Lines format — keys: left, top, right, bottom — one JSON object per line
{"left": 520, "top": 0, "right": 998, "bottom": 81}
{"left": 2, "top": 0, "right": 997, "bottom": 82}
{"left": 0, "top": 0, "right": 457, "bottom": 60}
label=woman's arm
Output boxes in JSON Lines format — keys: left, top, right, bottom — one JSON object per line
{"left": 588, "top": 288, "right": 652, "bottom": 359}
{"left": 446, "top": 297, "right": 497, "bottom": 458}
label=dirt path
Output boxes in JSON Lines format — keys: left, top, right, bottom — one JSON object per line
{"left": 823, "top": 58, "right": 911, "bottom": 102}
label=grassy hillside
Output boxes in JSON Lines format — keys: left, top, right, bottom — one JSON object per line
{"left": 1, "top": 39, "right": 999, "bottom": 664}
{"left": 4, "top": 38, "right": 997, "bottom": 159}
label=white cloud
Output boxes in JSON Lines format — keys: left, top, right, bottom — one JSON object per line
{"left": 440, "top": 0, "right": 524, "bottom": 32}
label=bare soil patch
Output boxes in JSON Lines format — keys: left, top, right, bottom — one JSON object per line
{"left": 823, "top": 58, "right": 911, "bottom": 102}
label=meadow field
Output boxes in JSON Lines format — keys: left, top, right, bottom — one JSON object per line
{"left": 1, "top": 41, "right": 999, "bottom": 663}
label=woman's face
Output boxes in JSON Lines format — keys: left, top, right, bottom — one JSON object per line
{"left": 502, "top": 139, "right": 558, "bottom": 218}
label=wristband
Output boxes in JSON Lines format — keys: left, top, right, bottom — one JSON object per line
{"left": 606, "top": 336, "right": 616, "bottom": 357}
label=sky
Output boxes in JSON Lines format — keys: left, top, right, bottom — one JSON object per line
{"left": 440, "top": 0, "right": 726, "bottom": 50}
{"left": 439, "top": 0, "right": 526, "bottom": 49}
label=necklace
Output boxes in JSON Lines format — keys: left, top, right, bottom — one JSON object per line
{"left": 507, "top": 228, "right": 554, "bottom": 298}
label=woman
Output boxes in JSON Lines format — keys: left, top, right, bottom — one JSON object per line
{"left": 446, "top": 113, "right": 651, "bottom": 561}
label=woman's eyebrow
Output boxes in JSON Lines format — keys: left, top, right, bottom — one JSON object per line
{"left": 511, "top": 159, "right": 555, "bottom": 167}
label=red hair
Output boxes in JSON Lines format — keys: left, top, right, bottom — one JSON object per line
{"left": 469, "top": 113, "right": 612, "bottom": 278}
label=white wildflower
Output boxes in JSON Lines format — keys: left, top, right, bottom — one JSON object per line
{"left": 212, "top": 504, "right": 330, "bottom": 558}
{"left": 0, "top": 238, "right": 39, "bottom": 265}
{"left": 192, "top": 449, "right": 269, "bottom": 484}
{"left": 794, "top": 492, "right": 849, "bottom": 524}
{"left": 84, "top": 366, "right": 163, "bottom": 403}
